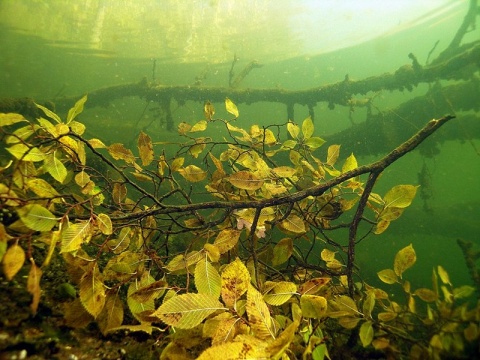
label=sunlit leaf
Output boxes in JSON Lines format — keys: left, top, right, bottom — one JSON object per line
{"left": 326, "top": 144, "right": 341, "bottom": 166}
{"left": 279, "top": 214, "right": 306, "bottom": 234}
{"left": 320, "top": 248, "right": 336, "bottom": 262}
{"left": 342, "top": 153, "right": 357, "bottom": 173}
{"left": 305, "top": 136, "right": 326, "bottom": 150}
{"left": 287, "top": 121, "right": 300, "bottom": 139}
{"left": 263, "top": 281, "right": 297, "bottom": 306}
{"left": 204, "top": 101, "right": 215, "bottom": 120}
{"left": 228, "top": 171, "right": 264, "bottom": 190}
{"left": 79, "top": 264, "right": 106, "bottom": 318}
{"left": 36, "top": 102, "right": 62, "bottom": 124}
{"left": 153, "top": 293, "right": 224, "bottom": 329}
{"left": 197, "top": 340, "right": 268, "bottom": 360}
{"left": 26, "top": 178, "right": 61, "bottom": 199}
{"left": 359, "top": 321, "right": 374, "bottom": 347}
{"left": 394, "top": 244, "right": 416, "bottom": 278}
{"left": 178, "top": 165, "right": 207, "bottom": 182}
{"left": 127, "top": 273, "right": 156, "bottom": 322}
{"left": 66, "top": 95, "right": 87, "bottom": 124}
{"left": 44, "top": 152, "right": 68, "bottom": 183}
{"left": 191, "top": 120, "right": 208, "bottom": 132}
{"left": 195, "top": 258, "right": 221, "bottom": 298}
{"left": 188, "top": 142, "right": 206, "bottom": 158}
{"left": 96, "top": 213, "right": 113, "bottom": 235}
{"left": 300, "top": 294, "right": 327, "bottom": 319}
{"left": 271, "top": 166, "right": 296, "bottom": 178}
{"left": 137, "top": 131, "right": 154, "bottom": 166}
{"left": 2, "top": 243, "right": 26, "bottom": 280}
{"left": 383, "top": 185, "right": 418, "bottom": 208}
{"left": 272, "top": 238, "right": 293, "bottom": 266}
{"left": 61, "top": 220, "right": 93, "bottom": 253}
{"left": 377, "top": 269, "right": 398, "bottom": 284}
{"left": 437, "top": 265, "right": 451, "bottom": 285}
{"left": 302, "top": 116, "right": 314, "bottom": 139}
{"left": 0, "top": 113, "right": 28, "bottom": 126}
{"left": 225, "top": 97, "right": 239, "bottom": 118}
{"left": 27, "top": 260, "right": 43, "bottom": 314}
{"left": 130, "top": 280, "right": 168, "bottom": 303}
{"left": 6, "top": 143, "right": 45, "bottom": 162}
{"left": 87, "top": 138, "right": 106, "bottom": 148}
{"left": 246, "top": 283, "right": 275, "bottom": 339}
{"left": 69, "top": 120, "right": 86, "bottom": 135}
{"left": 6, "top": 125, "right": 34, "bottom": 144}
{"left": 17, "top": 204, "right": 57, "bottom": 232}
{"left": 374, "top": 219, "right": 390, "bottom": 235}
{"left": 203, "top": 243, "right": 221, "bottom": 263}
{"left": 213, "top": 229, "right": 241, "bottom": 254}
{"left": 221, "top": 258, "right": 250, "bottom": 308}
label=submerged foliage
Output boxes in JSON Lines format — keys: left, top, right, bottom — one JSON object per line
{"left": 0, "top": 98, "right": 477, "bottom": 359}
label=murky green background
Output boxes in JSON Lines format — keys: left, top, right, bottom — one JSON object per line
{"left": 1, "top": 0, "right": 478, "bottom": 292}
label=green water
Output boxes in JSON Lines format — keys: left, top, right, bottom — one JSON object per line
{"left": 1, "top": 0, "right": 478, "bottom": 291}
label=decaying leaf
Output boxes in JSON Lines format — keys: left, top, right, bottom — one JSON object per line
{"left": 27, "top": 259, "right": 43, "bottom": 314}
{"left": 221, "top": 258, "right": 250, "bottom": 308}
{"left": 2, "top": 243, "right": 26, "bottom": 281}
{"left": 300, "top": 294, "right": 327, "bottom": 318}
{"left": 394, "top": 243, "right": 416, "bottom": 278}
{"left": 213, "top": 229, "right": 241, "bottom": 254}
{"left": 272, "top": 238, "right": 293, "bottom": 266}
{"left": 79, "top": 264, "right": 106, "bottom": 318}
{"left": 246, "top": 284, "right": 275, "bottom": 339}
{"left": 137, "top": 131, "right": 154, "bottom": 166}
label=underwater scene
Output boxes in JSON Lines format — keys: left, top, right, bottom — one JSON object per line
{"left": 0, "top": 0, "right": 479, "bottom": 359}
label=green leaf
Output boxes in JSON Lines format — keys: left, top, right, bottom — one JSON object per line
{"left": 326, "top": 144, "right": 341, "bottom": 166}
{"left": 342, "top": 153, "right": 357, "bottom": 173}
{"left": 153, "top": 293, "right": 224, "bottom": 329}
{"left": 263, "top": 281, "right": 297, "bottom": 306}
{"left": 246, "top": 283, "right": 275, "bottom": 339}
{"left": 17, "top": 204, "right": 57, "bottom": 232}
{"left": 383, "top": 185, "right": 418, "bottom": 208}
{"left": 67, "top": 95, "right": 87, "bottom": 124}
{"left": 377, "top": 269, "right": 398, "bottom": 284}
{"left": 127, "top": 273, "right": 156, "bottom": 322}
{"left": 0, "top": 113, "right": 28, "bottom": 126}
{"left": 359, "top": 321, "right": 374, "bottom": 347}
{"left": 195, "top": 258, "right": 221, "bottom": 298}
{"left": 302, "top": 116, "right": 314, "bottom": 139}
{"left": 44, "top": 152, "right": 68, "bottom": 183}
{"left": 96, "top": 213, "right": 113, "bottom": 235}
{"left": 272, "top": 238, "right": 293, "bottom": 266}
{"left": 300, "top": 294, "right": 327, "bottom": 318}
{"left": 36, "top": 102, "right": 62, "bottom": 124}
{"left": 305, "top": 137, "right": 326, "bottom": 150}
{"left": 287, "top": 121, "right": 300, "bottom": 139}
{"left": 6, "top": 143, "right": 45, "bottom": 162}
{"left": 225, "top": 97, "right": 239, "bottom": 118}
{"left": 60, "top": 221, "right": 93, "bottom": 253}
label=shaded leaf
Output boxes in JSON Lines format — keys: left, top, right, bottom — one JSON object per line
{"left": 305, "top": 136, "right": 325, "bottom": 150}
{"left": 27, "top": 260, "right": 43, "bottom": 314}
{"left": 153, "top": 293, "right": 224, "bottom": 329}
{"left": 414, "top": 288, "right": 438, "bottom": 302}
{"left": 2, "top": 243, "right": 26, "bottom": 280}
{"left": 213, "top": 229, "right": 241, "bottom": 254}
{"left": 17, "top": 204, "right": 57, "bottom": 232}
{"left": 107, "top": 143, "right": 136, "bottom": 165}
{"left": 36, "top": 102, "right": 62, "bottom": 123}
{"left": 6, "top": 143, "right": 45, "bottom": 162}
{"left": 377, "top": 269, "right": 398, "bottom": 284}
{"left": 79, "top": 264, "right": 106, "bottom": 318}
{"left": 96, "top": 213, "right": 113, "bottom": 235}
{"left": 359, "top": 321, "right": 374, "bottom": 347}
{"left": 137, "top": 131, "right": 154, "bottom": 166}
{"left": 97, "top": 292, "right": 124, "bottom": 335}
{"left": 394, "top": 244, "right": 416, "bottom": 278}
{"left": 263, "top": 281, "right": 297, "bottom": 306}
{"left": 300, "top": 294, "right": 327, "bottom": 318}
{"left": 0, "top": 113, "right": 28, "bottom": 126}
{"left": 272, "top": 238, "right": 293, "bottom": 266}
{"left": 127, "top": 273, "right": 156, "bottom": 322}
{"left": 384, "top": 185, "right": 418, "bottom": 208}
{"left": 297, "top": 277, "right": 331, "bottom": 295}
{"left": 178, "top": 165, "right": 207, "bottom": 182}
{"left": 204, "top": 101, "right": 215, "bottom": 121}
{"left": 279, "top": 214, "right": 306, "bottom": 234}
{"left": 26, "top": 178, "right": 61, "bottom": 199}
{"left": 130, "top": 280, "right": 168, "bottom": 303}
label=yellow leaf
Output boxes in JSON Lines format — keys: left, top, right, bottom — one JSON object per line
{"left": 96, "top": 213, "right": 113, "bottom": 235}
{"left": 228, "top": 171, "right": 264, "bottom": 191}
{"left": 36, "top": 102, "right": 62, "bottom": 124}
{"left": 297, "top": 277, "right": 331, "bottom": 295}
{"left": 127, "top": 273, "right": 156, "bottom": 322}
{"left": 377, "top": 311, "right": 397, "bottom": 322}
{"left": 27, "top": 260, "right": 43, "bottom": 314}
{"left": 69, "top": 120, "right": 86, "bottom": 136}
{"left": 79, "top": 264, "right": 106, "bottom": 318}
{"left": 266, "top": 319, "right": 299, "bottom": 359}
{"left": 137, "top": 131, "right": 154, "bottom": 166}
{"left": 320, "top": 248, "right": 336, "bottom": 262}
{"left": 301, "top": 116, "right": 314, "bottom": 139}
{"left": 363, "top": 290, "right": 376, "bottom": 318}
{"left": 359, "top": 321, "right": 374, "bottom": 347}
{"left": 394, "top": 244, "right": 416, "bottom": 278}
{"left": 213, "top": 229, "right": 241, "bottom": 254}
{"left": 191, "top": 120, "right": 208, "bottom": 132}
{"left": 300, "top": 294, "right": 327, "bottom": 318}
{"left": 342, "top": 153, "right": 357, "bottom": 173}
{"left": 6, "top": 143, "right": 45, "bottom": 162}
{"left": 188, "top": 142, "right": 206, "bottom": 158}
{"left": 246, "top": 284, "right": 275, "bottom": 339}
{"left": 378, "top": 206, "right": 405, "bottom": 221}
{"left": 112, "top": 182, "right": 127, "bottom": 204}
{"left": 26, "top": 178, "right": 61, "bottom": 199}
{"left": 2, "top": 243, "right": 26, "bottom": 280}
{"left": 414, "top": 288, "right": 438, "bottom": 302}
{"left": 279, "top": 214, "right": 306, "bottom": 234}
{"left": 271, "top": 166, "right": 296, "bottom": 178}
{"left": 287, "top": 121, "right": 300, "bottom": 139}
{"left": 17, "top": 204, "right": 57, "bottom": 232}
{"left": 221, "top": 258, "right": 250, "bottom": 308}
{"left": 107, "top": 143, "right": 136, "bottom": 165}
{"left": 75, "top": 171, "right": 90, "bottom": 187}
{"left": 97, "top": 293, "right": 124, "bottom": 335}
{"left": 263, "top": 281, "right": 297, "bottom": 306}
{"left": 377, "top": 269, "right": 398, "bottom": 284}
{"left": 60, "top": 220, "right": 93, "bottom": 253}
{"left": 195, "top": 257, "right": 221, "bottom": 298}
{"left": 272, "top": 238, "right": 293, "bottom": 266}
{"left": 87, "top": 138, "right": 106, "bottom": 148}
{"left": 197, "top": 341, "right": 268, "bottom": 360}
{"left": 225, "top": 97, "right": 239, "bottom": 118}
{"left": 204, "top": 101, "right": 215, "bottom": 121}
{"left": 203, "top": 243, "right": 221, "bottom": 263}
{"left": 153, "top": 293, "right": 224, "bottom": 329}
{"left": 326, "top": 145, "right": 341, "bottom": 166}
{"left": 0, "top": 113, "right": 28, "bottom": 126}
{"left": 178, "top": 165, "right": 207, "bottom": 182}
{"left": 66, "top": 94, "right": 87, "bottom": 124}
{"left": 305, "top": 136, "right": 325, "bottom": 150}
{"left": 129, "top": 279, "right": 168, "bottom": 303}
{"left": 374, "top": 219, "right": 390, "bottom": 234}
{"left": 383, "top": 185, "right": 418, "bottom": 208}
{"left": 437, "top": 265, "right": 451, "bottom": 285}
